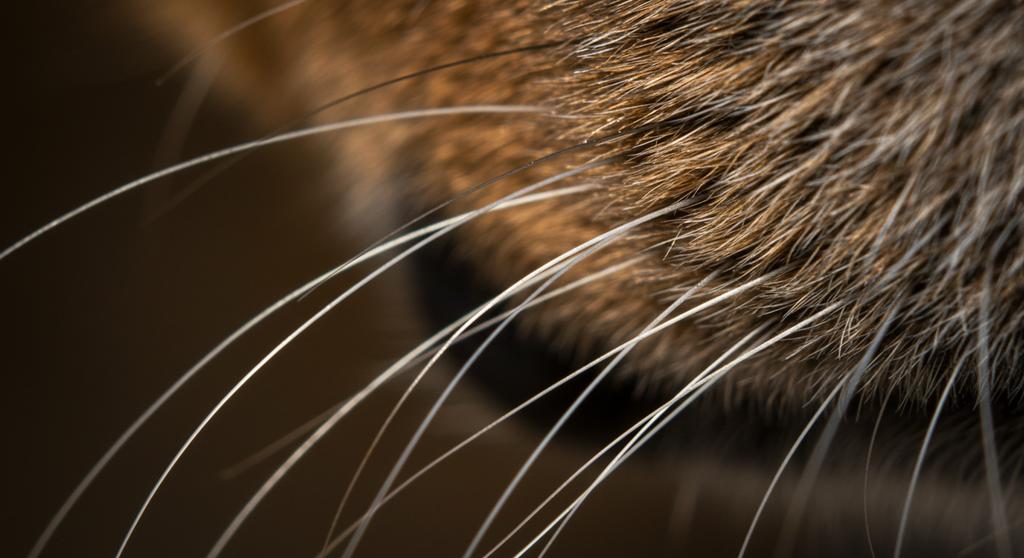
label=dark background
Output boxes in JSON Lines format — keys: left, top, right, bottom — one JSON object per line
{"left": 1, "top": 3, "right": 705, "bottom": 557}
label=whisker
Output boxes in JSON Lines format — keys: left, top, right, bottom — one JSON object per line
{"left": 26, "top": 177, "right": 590, "bottom": 558}
{"left": 461, "top": 273, "right": 720, "bottom": 558}
{"left": 338, "top": 200, "right": 696, "bottom": 558}
{"left": 976, "top": 268, "right": 1013, "bottom": 558}
{"left": 221, "top": 250, "right": 629, "bottom": 483}
{"left": 0, "top": 105, "right": 542, "bottom": 263}
{"left": 322, "top": 251, "right": 627, "bottom": 556}
{"left": 862, "top": 387, "right": 894, "bottom": 558}
{"left": 736, "top": 375, "right": 850, "bottom": 558}
{"left": 521, "top": 303, "right": 843, "bottom": 558}
{"left": 224, "top": 253, "right": 638, "bottom": 482}
{"left": 156, "top": 0, "right": 309, "bottom": 85}
{"left": 772, "top": 304, "right": 899, "bottom": 557}
{"left": 481, "top": 327, "right": 766, "bottom": 558}
{"left": 317, "top": 242, "right": 629, "bottom": 550}
{"left": 113, "top": 161, "right": 601, "bottom": 558}
{"left": 893, "top": 354, "right": 968, "bottom": 558}
{"left": 534, "top": 328, "right": 777, "bottom": 558}
{"left": 220, "top": 396, "right": 351, "bottom": 482}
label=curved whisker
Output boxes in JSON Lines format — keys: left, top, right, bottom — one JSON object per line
{"left": 1, "top": 105, "right": 542, "bottom": 263}
{"left": 336, "top": 199, "right": 696, "bottom": 558}
{"left": 976, "top": 268, "right": 1014, "bottom": 558}
{"left": 893, "top": 353, "right": 968, "bottom": 558}
{"left": 26, "top": 173, "right": 591, "bottom": 558}
{"left": 772, "top": 304, "right": 899, "bottom": 557}
{"left": 221, "top": 250, "right": 630, "bottom": 483}
{"left": 112, "top": 161, "right": 602, "bottom": 558}
{"left": 481, "top": 327, "right": 766, "bottom": 558}
{"left": 462, "top": 273, "right": 721, "bottom": 558}
{"left": 736, "top": 376, "right": 850, "bottom": 558}
{"left": 521, "top": 303, "right": 843, "bottom": 558}
{"left": 157, "top": 0, "right": 309, "bottom": 85}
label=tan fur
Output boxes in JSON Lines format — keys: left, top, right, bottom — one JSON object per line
{"left": 143, "top": 0, "right": 1024, "bottom": 412}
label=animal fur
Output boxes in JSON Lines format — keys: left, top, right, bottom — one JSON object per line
{"left": 145, "top": 0, "right": 1024, "bottom": 412}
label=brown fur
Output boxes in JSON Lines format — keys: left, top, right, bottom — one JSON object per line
{"left": 144, "top": 0, "right": 1024, "bottom": 412}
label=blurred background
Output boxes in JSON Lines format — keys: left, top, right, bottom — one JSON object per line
{"left": 2, "top": 3, "right": 708, "bottom": 556}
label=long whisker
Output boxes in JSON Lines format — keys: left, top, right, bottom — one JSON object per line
{"left": 534, "top": 325, "right": 773, "bottom": 558}
{"left": 519, "top": 304, "right": 843, "bottom": 558}
{"left": 207, "top": 262, "right": 571, "bottom": 558}
{"left": 479, "top": 327, "right": 765, "bottom": 558}
{"left": 221, "top": 251, "right": 631, "bottom": 482}
{"left": 0, "top": 105, "right": 541, "bottom": 263}
{"left": 893, "top": 354, "right": 967, "bottom": 558}
{"left": 862, "top": 387, "right": 893, "bottom": 558}
{"left": 338, "top": 200, "right": 695, "bottom": 558}
{"left": 317, "top": 255, "right": 641, "bottom": 552}
{"left": 461, "top": 273, "right": 719, "bottom": 558}
{"left": 157, "top": 43, "right": 566, "bottom": 219}
{"left": 26, "top": 177, "right": 589, "bottom": 558}
{"left": 322, "top": 277, "right": 777, "bottom": 558}
{"left": 157, "top": 0, "right": 309, "bottom": 85}
{"left": 976, "top": 268, "right": 1013, "bottom": 558}
{"left": 735, "top": 375, "right": 850, "bottom": 558}
{"left": 771, "top": 304, "right": 898, "bottom": 557}
{"left": 538, "top": 317, "right": 840, "bottom": 556}
{"left": 113, "top": 161, "right": 601, "bottom": 558}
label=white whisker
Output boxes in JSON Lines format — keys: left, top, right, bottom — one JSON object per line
{"left": 28, "top": 178, "right": 589, "bottom": 558}
{"left": 0, "top": 105, "right": 542, "bottom": 263}
{"left": 516, "top": 303, "right": 841, "bottom": 558}
{"left": 477, "top": 325, "right": 761, "bottom": 556}
{"left": 976, "top": 269, "right": 1013, "bottom": 558}
{"left": 317, "top": 246, "right": 630, "bottom": 550}
{"left": 736, "top": 375, "right": 849, "bottom": 558}
{"left": 862, "top": 388, "right": 893, "bottom": 558}
{"left": 222, "top": 252, "right": 631, "bottom": 483}
{"left": 338, "top": 199, "right": 695, "bottom": 558}
{"left": 462, "top": 273, "right": 719, "bottom": 558}
{"left": 893, "top": 354, "right": 967, "bottom": 558}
